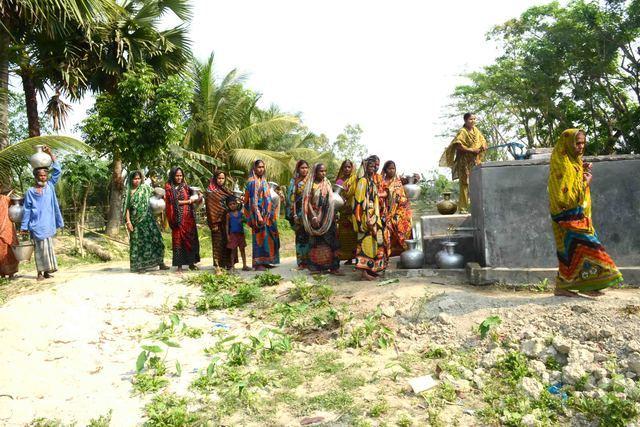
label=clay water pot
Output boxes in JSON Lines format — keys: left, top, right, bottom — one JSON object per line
{"left": 435, "top": 241, "right": 465, "bottom": 269}
{"left": 8, "top": 195, "right": 24, "bottom": 223}
{"left": 436, "top": 192, "right": 457, "bottom": 215}
{"left": 403, "top": 175, "right": 421, "bottom": 201}
{"left": 400, "top": 239, "right": 424, "bottom": 269}
{"left": 29, "top": 145, "right": 52, "bottom": 170}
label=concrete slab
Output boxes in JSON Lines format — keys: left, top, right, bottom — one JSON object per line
{"left": 421, "top": 214, "right": 472, "bottom": 237}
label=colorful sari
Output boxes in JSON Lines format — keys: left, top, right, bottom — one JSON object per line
{"left": 381, "top": 175, "right": 413, "bottom": 257}
{"left": 439, "top": 126, "right": 487, "bottom": 210}
{"left": 244, "top": 171, "right": 280, "bottom": 267}
{"left": 286, "top": 169, "right": 310, "bottom": 268}
{"left": 302, "top": 169, "right": 340, "bottom": 272}
{"left": 0, "top": 194, "right": 18, "bottom": 277}
{"left": 548, "top": 129, "right": 623, "bottom": 291}
{"left": 206, "top": 178, "right": 233, "bottom": 269}
{"left": 336, "top": 172, "right": 358, "bottom": 261}
{"left": 124, "top": 183, "right": 165, "bottom": 272}
{"left": 165, "top": 182, "right": 201, "bottom": 267}
{"left": 352, "top": 167, "right": 387, "bottom": 274}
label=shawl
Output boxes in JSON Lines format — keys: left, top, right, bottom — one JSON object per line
{"left": 439, "top": 126, "right": 487, "bottom": 180}
{"left": 352, "top": 166, "right": 381, "bottom": 234}
{"left": 548, "top": 128, "right": 591, "bottom": 220}
{"left": 206, "top": 176, "right": 232, "bottom": 226}
{"left": 243, "top": 169, "right": 273, "bottom": 230}
{"left": 165, "top": 182, "right": 193, "bottom": 229}
{"left": 302, "top": 166, "right": 335, "bottom": 236}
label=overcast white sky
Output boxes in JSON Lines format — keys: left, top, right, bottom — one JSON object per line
{"left": 55, "top": 0, "right": 552, "bottom": 175}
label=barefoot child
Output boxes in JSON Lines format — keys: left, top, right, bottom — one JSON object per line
{"left": 226, "top": 197, "right": 250, "bottom": 271}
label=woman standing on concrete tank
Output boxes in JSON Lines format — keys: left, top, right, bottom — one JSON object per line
{"left": 439, "top": 112, "right": 487, "bottom": 212}
{"left": 548, "top": 128, "right": 622, "bottom": 297}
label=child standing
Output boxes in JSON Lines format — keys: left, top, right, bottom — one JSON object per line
{"left": 226, "top": 197, "right": 250, "bottom": 271}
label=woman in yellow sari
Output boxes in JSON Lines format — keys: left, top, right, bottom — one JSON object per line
{"left": 548, "top": 129, "right": 623, "bottom": 297}
{"left": 352, "top": 156, "right": 387, "bottom": 280}
{"left": 439, "top": 113, "right": 487, "bottom": 211}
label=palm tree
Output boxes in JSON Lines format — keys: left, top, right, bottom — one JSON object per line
{"left": 184, "top": 53, "right": 305, "bottom": 184}
{"left": 0, "top": 0, "right": 120, "bottom": 138}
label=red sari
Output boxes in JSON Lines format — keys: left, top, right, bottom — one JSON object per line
{"left": 165, "top": 183, "right": 201, "bottom": 267}
{"left": 381, "top": 176, "right": 413, "bottom": 256}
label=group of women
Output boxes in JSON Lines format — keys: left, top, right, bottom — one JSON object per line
{"left": 286, "top": 156, "right": 414, "bottom": 281}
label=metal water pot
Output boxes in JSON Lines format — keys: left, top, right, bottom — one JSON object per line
{"left": 435, "top": 241, "right": 465, "bottom": 269}
{"left": 403, "top": 175, "right": 421, "bottom": 201}
{"left": 232, "top": 182, "right": 244, "bottom": 199}
{"left": 29, "top": 145, "right": 52, "bottom": 170}
{"left": 331, "top": 184, "right": 345, "bottom": 210}
{"left": 436, "top": 192, "right": 457, "bottom": 215}
{"left": 400, "top": 239, "right": 424, "bottom": 269}
{"left": 268, "top": 182, "right": 280, "bottom": 206}
{"left": 189, "top": 186, "right": 201, "bottom": 203}
{"left": 12, "top": 240, "right": 34, "bottom": 262}
{"left": 149, "top": 187, "right": 166, "bottom": 215}
{"left": 8, "top": 195, "right": 24, "bottom": 224}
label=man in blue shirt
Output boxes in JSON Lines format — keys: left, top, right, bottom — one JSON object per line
{"left": 20, "top": 146, "right": 64, "bottom": 281}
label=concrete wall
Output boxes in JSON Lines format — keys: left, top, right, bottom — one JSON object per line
{"left": 470, "top": 155, "right": 640, "bottom": 268}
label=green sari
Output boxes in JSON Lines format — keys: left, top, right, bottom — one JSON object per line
{"left": 126, "top": 184, "right": 165, "bottom": 272}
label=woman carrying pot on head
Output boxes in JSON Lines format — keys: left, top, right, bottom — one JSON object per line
{"left": 353, "top": 156, "right": 388, "bottom": 281}
{"left": 381, "top": 160, "right": 413, "bottom": 257}
{"left": 243, "top": 160, "right": 280, "bottom": 271}
{"left": 206, "top": 170, "right": 233, "bottom": 270}
{"left": 302, "top": 163, "right": 342, "bottom": 274}
{"left": 164, "top": 167, "right": 202, "bottom": 273}
{"left": 335, "top": 160, "right": 358, "bottom": 265}
{"left": 124, "top": 171, "right": 168, "bottom": 273}
{"left": 0, "top": 186, "right": 19, "bottom": 278}
{"left": 285, "top": 160, "right": 310, "bottom": 270}
{"left": 548, "top": 129, "right": 622, "bottom": 297}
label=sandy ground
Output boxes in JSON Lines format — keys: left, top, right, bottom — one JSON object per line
{"left": 1, "top": 258, "right": 639, "bottom": 426}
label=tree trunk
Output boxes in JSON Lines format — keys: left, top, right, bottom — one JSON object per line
{"left": 0, "top": 33, "right": 9, "bottom": 150}
{"left": 78, "top": 187, "right": 90, "bottom": 257}
{"left": 20, "top": 68, "right": 40, "bottom": 137}
{"left": 105, "top": 155, "right": 124, "bottom": 236}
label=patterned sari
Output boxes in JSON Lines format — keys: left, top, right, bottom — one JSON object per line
{"left": 303, "top": 171, "right": 339, "bottom": 272}
{"left": 244, "top": 172, "right": 280, "bottom": 267}
{"left": 206, "top": 179, "right": 233, "bottom": 269}
{"left": 352, "top": 169, "right": 387, "bottom": 273}
{"left": 286, "top": 173, "right": 310, "bottom": 268}
{"left": 336, "top": 173, "right": 358, "bottom": 260}
{"left": 381, "top": 175, "right": 413, "bottom": 257}
{"left": 548, "top": 129, "right": 623, "bottom": 291}
{"left": 0, "top": 194, "right": 18, "bottom": 277}
{"left": 124, "top": 184, "right": 165, "bottom": 272}
{"left": 165, "top": 182, "right": 201, "bottom": 267}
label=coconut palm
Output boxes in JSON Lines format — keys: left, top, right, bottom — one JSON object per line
{"left": 184, "top": 53, "right": 306, "bottom": 184}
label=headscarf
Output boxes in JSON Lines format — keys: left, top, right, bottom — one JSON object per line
{"left": 302, "top": 164, "right": 335, "bottom": 236}
{"left": 548, "top": 128, "right": 590, "bottom": 217}
{"left": 206, "top": 170, "right": 232, "bottom": 226}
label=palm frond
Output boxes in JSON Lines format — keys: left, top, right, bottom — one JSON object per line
{"left": 0, "top": 136, "right": 92, "bottom": 183}
{"left": 224, "top": 116, "right": 300, "bottom": 149}
{"left": 229, "top": 148, "right": 296, "bottom": 184}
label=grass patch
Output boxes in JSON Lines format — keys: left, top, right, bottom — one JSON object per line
{"left": 143, "top": 393, "right": 206, "bottom": 426}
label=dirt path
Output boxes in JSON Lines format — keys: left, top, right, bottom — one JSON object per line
{"left": 1, "top": 260, "right": 639, "bottom": 426}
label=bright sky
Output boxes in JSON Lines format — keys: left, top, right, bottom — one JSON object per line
{"left": 58, "top": 0, "right": 552, "bottom": 175}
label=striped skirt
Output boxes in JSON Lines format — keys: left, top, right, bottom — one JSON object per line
{"left": 34, "top": 237, "right": 58, "bottom": 273}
